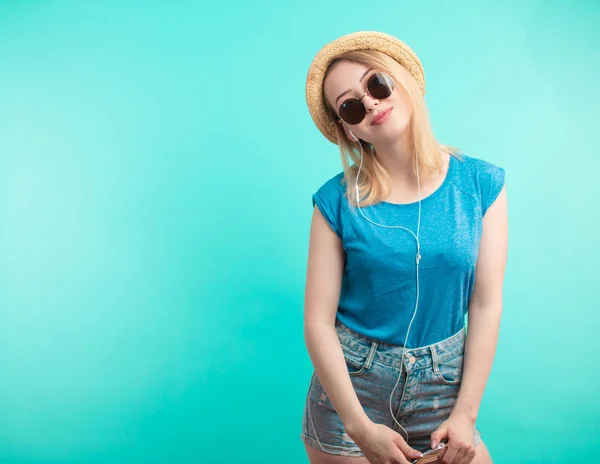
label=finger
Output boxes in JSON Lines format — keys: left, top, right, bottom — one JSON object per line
{"left": 441, "top": 444, "right": 458, "bottom": 464}
{"left": 430, "top": 428, "right": 447, "bottom": 449}
{"left": 453, "top": 448, "right": 468, "bottom": 464}
{"left": 458, "top": 445, "right": 476, "bottom": 464}
{"left": 391, "top": 434, "right": 423, "bottom": 462}
{"left": 403, "top": 445, "right": 424, "bottom": 462}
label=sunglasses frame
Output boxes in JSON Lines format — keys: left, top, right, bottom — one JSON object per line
{"left": 336, "top": 70, "right": 396, "bottom": 125}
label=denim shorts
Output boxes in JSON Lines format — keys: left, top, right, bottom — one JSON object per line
{"left": 301, "top": 320, "right": 481, "bottom": 456}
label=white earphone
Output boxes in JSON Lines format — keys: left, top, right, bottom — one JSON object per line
{"left": 348, "top": 130, "right": 359, "bottom": 142}
{"left": 308, "top": 131, "right": 423, "bottom": 450}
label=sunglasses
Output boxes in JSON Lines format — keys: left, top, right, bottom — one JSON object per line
{"left": 336, "top": 71, "right": 395, "bottom": 125}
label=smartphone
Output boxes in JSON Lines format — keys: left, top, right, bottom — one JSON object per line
{"left": 411, "top": 442, "right": 447, "bottom": 464}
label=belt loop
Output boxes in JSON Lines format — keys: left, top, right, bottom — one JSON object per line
{"left": 430, "top": 345, "right": 440, "bottom": 374}
{"left": 364, "top": 340, "right": 379, "bottom": 369}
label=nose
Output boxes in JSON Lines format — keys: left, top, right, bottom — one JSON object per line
{"left": 360, "top": 93, "right": 380, "bottom": 113}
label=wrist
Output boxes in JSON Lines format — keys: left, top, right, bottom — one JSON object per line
{"left": 345, "top": 413, "right": 372, "bottom": 439}
{"left": 451, "top": 406, "right": 477, "bottom": 424}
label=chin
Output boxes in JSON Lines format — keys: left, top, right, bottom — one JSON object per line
{"left": 371, "top": 116, "right": 410, "bottom": 143}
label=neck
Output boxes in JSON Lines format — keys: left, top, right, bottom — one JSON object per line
{"left": 372, "top": 132, "right": 416, "bottom": 185}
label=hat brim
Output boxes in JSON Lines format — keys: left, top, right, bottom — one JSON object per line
{"left": 305, "top": 31, "right": 425, "bottom": 145}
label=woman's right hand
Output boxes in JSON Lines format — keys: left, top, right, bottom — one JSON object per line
{"left": 349, "top": 420, "right": 424, "bottom": 464}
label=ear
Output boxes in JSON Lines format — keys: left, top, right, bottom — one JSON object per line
{"left": 346, "top": 129, "right": 359, "bottom": 142}
{"left": 336, "top": 118, "right": 359, "bottom": 142}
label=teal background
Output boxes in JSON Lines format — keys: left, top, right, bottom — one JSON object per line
{"left": 0, "top": 1, "right": 598, "bottom": 463}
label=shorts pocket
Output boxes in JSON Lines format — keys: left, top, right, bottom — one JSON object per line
{"left": 435, "top": 353, "right": 464, "bottom": 385}
{"left": 341, "top": 343, "right": 368, "bottom": 377}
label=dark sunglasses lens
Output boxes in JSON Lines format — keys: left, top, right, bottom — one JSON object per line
{"left": 368, "top": 73, "right": 394, "bottom": 99}
{"left": 339, "top": 99, "right": 366, "bottom": 125}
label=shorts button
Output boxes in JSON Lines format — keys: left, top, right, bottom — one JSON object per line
{"left": 408, "top": 356, "right": 416, "bottom": 365}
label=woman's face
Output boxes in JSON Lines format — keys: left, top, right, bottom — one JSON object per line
{"left": 323, "top": 60, "right": 412, "bottom": 144}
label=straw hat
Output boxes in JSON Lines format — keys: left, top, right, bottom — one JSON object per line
{"left": 305, "top": 31, "right": 426, "bottom": 144}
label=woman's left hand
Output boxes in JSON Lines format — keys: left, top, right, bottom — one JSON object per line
{"left": 430, "top": 412, "right": 477, "bottom": 464}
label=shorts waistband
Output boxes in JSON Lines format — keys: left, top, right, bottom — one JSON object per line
{"left": 335, "top": 320, "right": 465, "bottom": 372}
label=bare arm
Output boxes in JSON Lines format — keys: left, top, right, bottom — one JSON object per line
{"left": 453, "top": 185, "right": 508, "bottom": 421}
{"left": 304, "top": 205, "right": 370, "bottom": 435}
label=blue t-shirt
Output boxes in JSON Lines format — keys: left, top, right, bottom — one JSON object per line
{"left": 312, "top": 153, "right": 505, "bottom": 348}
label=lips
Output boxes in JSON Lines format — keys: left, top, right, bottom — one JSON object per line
{"left": 371, "top": 108, "right": 392, "bottom": 125}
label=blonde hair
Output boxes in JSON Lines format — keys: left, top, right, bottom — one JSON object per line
{"left": 323, "top": 50, "right": 460, "bottom": 208}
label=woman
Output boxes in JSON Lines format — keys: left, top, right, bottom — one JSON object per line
{"left": 300, "top": 31, "right": 507, "bottom": 464}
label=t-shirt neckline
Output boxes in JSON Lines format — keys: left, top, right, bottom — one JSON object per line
{"left": 379, "top": 154, "right": 455, "bottom": 207}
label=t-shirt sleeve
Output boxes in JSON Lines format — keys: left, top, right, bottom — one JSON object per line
{"left": 481, "top": 164, "right": 506, "bottom": 217}
{"left": 312, "top": 178, "right": 343, "bottom": 238}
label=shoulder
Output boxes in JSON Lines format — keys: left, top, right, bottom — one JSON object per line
{"left": 451, "top": 153, "right": 506, "bottom": 216}
{"left": 452, "top": 153, "right": 504, "bottom": 179}
{"left": 312, "top": 171, "right": 346, "bottom": 237}
{"left": 315, "top": 171, "right": 346, "bottom": 197}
